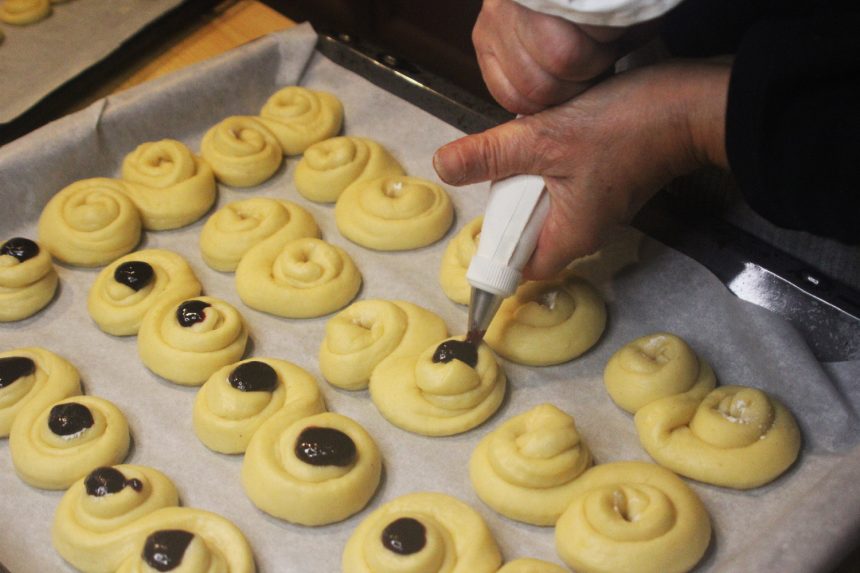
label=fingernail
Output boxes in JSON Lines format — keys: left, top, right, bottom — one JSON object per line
{"left": 433, "top": 146, "right": 464, "bottom": 185}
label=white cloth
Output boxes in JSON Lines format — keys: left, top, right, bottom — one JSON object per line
{"left": 513, "top": 0, "right": 682, "bottom": 27}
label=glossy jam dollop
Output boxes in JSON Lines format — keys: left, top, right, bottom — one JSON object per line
{"left": 0, "top": 237, "right": 39, "bottom": 263}
{"left": 381, "top": 517, "right": 427, "bottom": 555}
{"left": 175, "top": 300, "right": 210, "bottom": 327}
{"left": 228, "top": 361, "right": 278, "bottom": 392}
{"left": 48, "top": 402, "right": 94, "bottom": 436}
{"left": 142, "top": 529, "right": 195, "bottom": 572}
{"left": 0, "top": 356, "right": 36, "bottom": 389}
{"left": 114, "top": 261, "right": 155, "bottom": 291}
{"left": 432, "top": 340, "right": 478, "bottom": 368}
{"left": 84, "top": 466, "right": 143, "bottom": 496}
{"left": 295, "top": 426, "right": 356, "bottom": 467}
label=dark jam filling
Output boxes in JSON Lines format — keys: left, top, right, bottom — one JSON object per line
{"left": 175, "top": 300, "right": 210, "bottom": 327}
{"left": 432, "top": 340, "right": 478, "bottom": 368}
{"left": 142, "top": 529, "right": 195, "bottom": 572}
{"left": 0, "top": 237, "right": 39, "bottom": 263}
{"left": 114, "top": 261, "right": 155, "bottom": 291}
{"left": 228, "top": 361, "right": 278, "bottom": 392}
{"left": 48, "top": 402, "right": 95, "bottom": 436}
{"left": 85, "top": 467, "right": 143, "bottom": 497}
{"left": 381, "top": 517, "right": 427, "bottom": 555}
{"left": 0, "top": 356, "right": 36, "bottom": 388}
{"left": 295, "top": 426, "right": 356, "bottom": 467}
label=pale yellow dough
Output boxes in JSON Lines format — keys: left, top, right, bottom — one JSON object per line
{"left": 604, "top": 332, "right": 717, "bottom": 414}
{"left": 0, "top": 238, "right": 58, "bottom": 322}
{"left": 0, "top": 0, "right": 50, "bottom": 24}
{"left": 0, "top": 347, "right": 80, "bottom": 437}
{"left": 439, "top": 215, "right": 482, "bottom": 305}
{"left": 87, "top": 249, "right": 202, "bottom": 336}
{"left": 555, "top": 461, "right": 711, "bottom": 573}
{"left": 52, "top": 464, "right": 255, "bottom": 573}
{"left": 335, "top": 175, "right": 454, "bottom": 251}
{"left": 199, "top": 197, "right": 320, "bottom": 272}
{"left": 236, "top": 237, "right": 361, "bottom": 318}
{"left": 319, "top": 299, "right": 448, "bottom": 390}
{"left": 193, "top": 357, "right": 326, "bottom": 454}
{"left": 469, "top": 404, "right": 592, "bottom": 525}
{"left": 295, "top": 136, "right": 405, "bottom": 203}
{"left": 370, "top": 336, "right": 506, "bottom": 436}
{"left": 258, "top": 86, "right": 344, "bottom": 155}
{"left": 201, "top": 116, "right": 283, "bottom": 187}
{"left": 10, "top": 395, "right": 130, "bottom": 489}
{"left": 342, "top": 492, "right": 502, "bottom": 573}
{"left": 498, "top": 558, "right": 569, "bottom": 573}
{"left": 635, "top": 385, "right": 801, "bottom": 489}
{"left": 137, "top": 296, "right": 249, "bottom": 386}
{"left": 485, "top": 273, "right": 606, "bottom": 366}
{"left": 242, "top": 411, "right": 381, "bottom": 526}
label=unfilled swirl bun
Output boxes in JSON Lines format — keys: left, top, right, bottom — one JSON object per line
{"left": 335, "top": 175, "right": 454, "bottom": 251}
{"left": 242, "top": 411, "right": 381, "bottom": 526}
{"left": 603, "top": 333, "right": 716, "bottom": 414}
{"left": 200, "top": 116, "right": 283, "bottom": 187}
{"left": 319, "top": 299, "right": 448, "bottom": 391}
{"left": 236, "top": 237, "right": 361, "bottom": 318}
{"left": 137, "top": 296, "right": 249, "bottom": 386}
{"left": 295, "top": 136, "right": 405, "bottom": 203}
{"left": 87, "top": 249, "right": 202, "bottom": 336}
{"left": 342, "top": 492, "right": 502, "bottom": 573}
{"left": 439, "top": 216, "right": 482, "bottom": 305}
{"left": 555, "top": 461, "right": 711, "bottom": 573}
{"left": 497, "top": 559, "right": 569, "bottom": 573}
{"left": 0, "top": 237, "right": 58, "bottom": 322}
{"left": 469, "top": 404, "right": 592, "bottom": 525}
{"left": 199, "top": 197, "right": 320, "bottom": 272}
{"left": 0, "top": 0, "right": 50, "bottom": 24}
{"left": 193, "top": 358, "right": 326, "bottom": 454}
{"left": 485, "top": 273, "right": 606, "bottom": 366}
{"left": 10, "top": 395, "right": 130, "bottom": 489}
{"left": 370, "top": 336, "right": 506, "bottom": 436}
{"left": 634, "top": 385, "right": 801, "bottom": 489}
{"left": 258, "top": 87, "right": 344, "bottom": 155}
{"left": 0, "top": 347, "right": 80, "bottom": 437}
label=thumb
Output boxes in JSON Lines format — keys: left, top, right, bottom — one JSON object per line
{"left": 433, "top": 116, "right": 541, "bottom": 185}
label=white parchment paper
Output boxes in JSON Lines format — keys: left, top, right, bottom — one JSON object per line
{"left": 1, "top": 24, "right": 859, "bottom": 573}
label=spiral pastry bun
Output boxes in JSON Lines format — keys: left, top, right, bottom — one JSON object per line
{"left": 335, "top": 175, "right": 454, "bottom": 251}
{"left": 242, "top": 411, "right": 382, "bottom": 526}
{"left": 0, "top": 347, "right": 80, "bottom": 437}
{"left": 497, "top": 559, "right": 569, "bottom": 573}
{"left": 87, "top": 249, "right": 202, "bottom": 336}
{"left": 342, "top": 492, "right": 502, "bottom": 573}
{"left": 0, "top": 237, "right": 58, "bottom": 322}
{"left": 10, "top": 395, "right": 130, "bottom": 489}
{"left": 193, "top": 358, "right": 326, "bottom": 454}
{"left": 295, "top": 136, "right": 405, "bottom": 203}
{"left": 439, "top": 216, "right": 482, "bottom": 305}
{"left": 485, "top": 273, "right": 606, "bottom": 366}
{"left": 199, "top": 197, "right": 320, "bottom": 272}
{"left": 635, "top": 385, "right": 801, "bottom": 489}
{"left": 201, "top": 116, "right": 283, "bottom": 187}
{"left": 555, "top": 461, "right": 711, "bottom": 573}
{"left": 370, "top": 336, "right": 506, "bottom": 436}
{"left": 469, "top": 404, "right": 593, "bottom": 525}
{"left": 258, "top": 87, "right": 344, "bottom": 155}
{"left": 319, "top": 299, "right": 448, "bottom": 391}
{"left": 236, "top": 237, "right": 361, "bottom": 318}
{"left": 138, "top": 296, "right": 249, "bottom": 386}
{"left": 603, "top": 333, "right": 716, "bottom": 414}
{"left": 38, "top": 177, "right": 142, "bottom": 267}
{"left": 0, "top": 0, "right": 50, "bottom": 25}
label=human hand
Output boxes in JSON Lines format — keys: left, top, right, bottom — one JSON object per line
{"left": 433, "top": 61, "right": 730, "bottom": 279}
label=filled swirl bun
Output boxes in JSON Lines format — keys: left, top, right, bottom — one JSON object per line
{"left": 242, "top": 411, "right": 381, "bottom": 526}
{"left": 319, "top": 299, "right": 448, "bottom": 391}
{"left": 342, "top": 492, "right": 502, "bottom": 573}
{"left": 87, "top": 249, "right": 202, "bottom": 336}
{"left": 439, "top": 216, "right": 482, "bottom": 305}
{"left": 603, "top": 332, "right": 717, "bottom": 414}
{"left": 370, "top": 337, "right": 506, "bottom": 436}
{"left": 0, "top": 0, "right": 50, "bottom": 24}
{"left": 236, "top": 237, "right": 361, "bottom": 318}
{"left": 258, "top": 87, "right": 344, "bottom": 155}
{"left": 0, "top": 237, "right": 58, "bottom": 322}
{"left": 137, "top": 297, "right": 249, "bottom": 386}
{"left": 199, "top": 197, "right": 320, "bottom": 272}
{"left": 193, "top": 358, "right": 326, "bottom": 454}
{"left": 469, "top": 404, "right": 592, "bottom": 525}
{"left": 335, "top": 175, "right": 454, "bottom": 251}
{"left": 634, "top": 385, "right": 801, "bottom": 489}
{"left": 201, "top": 116, "right": 283, "bottom": 187}
{"left": 555, "top": 461, "right": 712, "bottom": 573}
{"left": 295, "top": 136, "right": 405, "bottom": 203}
